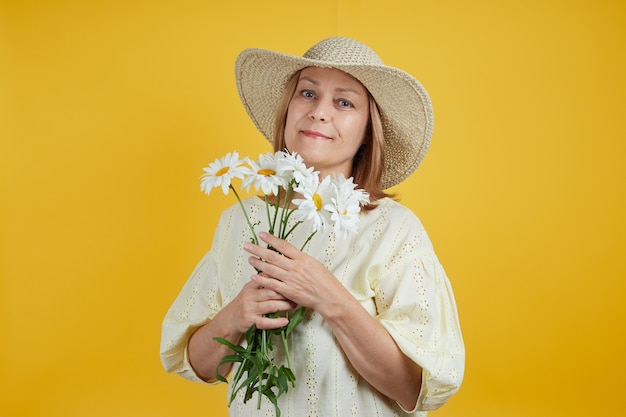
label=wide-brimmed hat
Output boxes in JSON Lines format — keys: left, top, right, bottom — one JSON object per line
{"left": 235, "top": 36, "right": 434, "bottom": 189}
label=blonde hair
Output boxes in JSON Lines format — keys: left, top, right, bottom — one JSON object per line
{"left": 272, "top": 70, "right": 394, "bottom": 210}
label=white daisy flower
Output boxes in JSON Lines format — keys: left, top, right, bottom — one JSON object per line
{"left": 325, "top": 174, "right": 369, "bottom": 239}
{"left": 327, "top": 199, "right": 360, "bottom": 239}
{"left": 293, "top": 171, "right": 319, "bottom": 197}
{"left": 333, "top": 174, "right": 370, "bottom": 207}
{"left": 200, "top": 151, "right": 249, "bottom": 195}
{"left": 292, "top": 175, "right": 334, "bottom": 233}
{"left": 277, "top": 151, "right": 318, "bottom": 186}
{"left": 242, "top": 152, "right": 290, "bottom": 195}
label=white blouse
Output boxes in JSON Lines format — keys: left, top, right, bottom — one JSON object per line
{"left": 160, "top": 197, "right": 465, "bottom": 416}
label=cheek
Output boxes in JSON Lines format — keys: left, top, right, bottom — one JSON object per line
{"left": 283, "top": 111, "right": 295, "bottom": 138}
{"left": 284, "top": 104, "right": 298, "bottom": 132}
{"left": 284, "top": 102, "right": 306, "bottom": 143}
{"left": 341, "top": 115, "right": 369, "bottom": 144}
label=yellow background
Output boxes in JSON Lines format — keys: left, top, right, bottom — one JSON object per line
{"left": 1, "top": 0, "right": 625, "bottom": 416}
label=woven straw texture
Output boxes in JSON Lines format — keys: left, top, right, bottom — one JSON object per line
{"left": 235, "top": 37, "right": 433, "bottom": 189}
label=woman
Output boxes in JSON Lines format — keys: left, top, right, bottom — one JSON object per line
{"left": 161, "top": 37, "right": 464, "bottom": 416}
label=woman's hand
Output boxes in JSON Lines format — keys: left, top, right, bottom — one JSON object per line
{"left": 187, "top": 254, "right": 296, "bottom": 382}
{"left": 243, "top": 231, "right": 348, "bottom": 313}
{"left": 245, "top": 231, "right": 422, "bottom": 411}
{"left": 228, "top": 279, "right": 297, "bottom": 333}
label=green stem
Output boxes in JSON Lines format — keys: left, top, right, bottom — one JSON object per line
{"left": 299, "top": 231, "right": 317, "bottom": 252}
{"left": 279, "top": 184, "right": 294, "bottom": 238}
{"left": 230, "top": 184, "right": 258, "bottom": 245}
{"left": 281, "top": 316, "right": 293, "bottom": 371}
{"left": 228, "top": 356, "right": 247, "bottom": 405}
{"left": 258, "top": 329, "right": 267, "bottom": 409}
{"left": 264, "top": 194, "right": 272, "bottom": 234}
{"left": 282, "top": 216, "right": 301, "bottom": 241}
{"left": 270, "top": 188, "right": 281, "bottom": 235}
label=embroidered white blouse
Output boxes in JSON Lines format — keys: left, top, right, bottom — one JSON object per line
{"left": 160, "top": 197, "right": 464, "bottom": 416}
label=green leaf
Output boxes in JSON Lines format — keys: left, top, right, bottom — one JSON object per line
{"left": 264, "top": 387, "right": 277, "bottom": 403}
{"left": 239, "top": 367, "right": 262, "bottom": 389}
{"left": 276, "top": 370, "right": 288, "bottom": 394}
{"left": 244, "top": 325, "right": 256, "bottom": 346}
{"left": 285, "top": 306, "right": 305, "bottom": 336}
{"left": 243, "top": 384, "right": 257, "bottom": 403}
{"left": 215, "top": 371, "right": 228, "bottom": 384}
{"left": 213, "top": 337, "right": 246, "bottom": 354}
{"left": 213, "top": 293, "right": 306, "bottom": 417}
{"left": 263, "top": 388, "right": 280, "bottom": 417}
{"left": 282, "top": 366, "right": 296, "bottom": 384}
{"left": 232, "top": 366, "right": 260, "bottom": 401}
{"left": 217, "top": 354, "right": 243, "bottom": 366}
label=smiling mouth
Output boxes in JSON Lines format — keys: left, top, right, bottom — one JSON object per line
{"left": 301, "top": 130, "right": 332, "bottom": 140}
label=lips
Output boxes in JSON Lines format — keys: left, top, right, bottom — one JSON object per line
{"left": 301, "top": 130, "right": 332, "bottom": 140}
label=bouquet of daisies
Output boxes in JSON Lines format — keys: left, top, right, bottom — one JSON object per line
{"left": 199, "top": 150, "right": 369, "bottom": 416}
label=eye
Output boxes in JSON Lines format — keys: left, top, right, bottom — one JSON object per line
{"left": 338, "top": 99, "right": 354, "bottom": 108}
{"left": 300, "top": 90, "right": 316, "bottom": 99}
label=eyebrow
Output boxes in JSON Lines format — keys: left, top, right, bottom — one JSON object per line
{"left": 298, "top": 76, "right": 365, "bottom": 96}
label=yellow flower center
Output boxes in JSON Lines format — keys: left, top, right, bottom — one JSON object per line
{"left": 216, "top": 167, "right": 230, "bottom": 176}
{"left": 258, "top": 168, "right": 276, "bottom": 176}
{"left": 313, "top": 194, "right": 323, "bottom": 211}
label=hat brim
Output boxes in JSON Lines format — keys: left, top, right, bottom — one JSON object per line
{"left": 235, "top": 48, "right": 433, "bottom": 189}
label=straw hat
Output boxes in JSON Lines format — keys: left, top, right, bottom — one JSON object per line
{"left": 235, "top": 36, "right": 433, "bottom": 189}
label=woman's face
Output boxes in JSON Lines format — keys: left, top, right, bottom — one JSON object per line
{"left": 284, "top": 67, "right": 370, "bottom": 179}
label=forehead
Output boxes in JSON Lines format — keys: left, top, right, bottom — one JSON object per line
{"left": 298, "top": 67, "right": 368, "bottom": 94}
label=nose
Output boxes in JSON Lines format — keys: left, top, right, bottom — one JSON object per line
{"left": 309, "top": 99, "right": 331, "bottom": 122}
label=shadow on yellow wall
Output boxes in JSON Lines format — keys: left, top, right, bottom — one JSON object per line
{"left": 1, "top": 1, "right": 625, "bottom": 416}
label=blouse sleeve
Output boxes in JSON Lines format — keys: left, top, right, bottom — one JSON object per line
{"left": 371, "top": 210, "right": 465, "bottom": 412}
{"left": 159, "top": 219, "right": 228, "bottom": 384}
